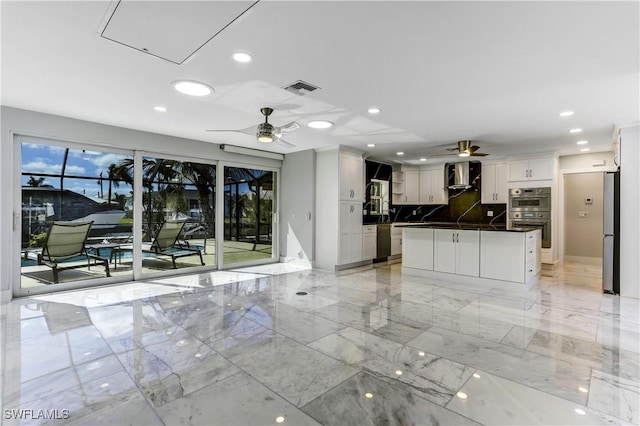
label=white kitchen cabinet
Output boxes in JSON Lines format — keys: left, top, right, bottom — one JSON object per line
{"left": 392, "top": 169, "right": 419, "bottom": 204}
{"left": 362, "top": 225, "right": 377, "bottom": 261}
{"left": 419, "top": 169, "right": 447, "bottom": 205}
{"left": 402, "top": 228, "right": 433, "bottom": 270}
{"left": 391, "top": 225, "right": 402, "bottom": 255}
{"left": 339, "top": 151, "right": 364, "bottom": 200}
{"left": 480, "top": 230, "right": 540, "bottom": 283}
{"left": 481, "top": 163, "right": 508, "bottom": 203}
{"left": 339, "top": 201, "right": 363, "bottom": 264}
{"left": 315, "top": 148, "right": 365, "bottom": 270}
{"left": 433, "top": 229, "right": 480, "bottom": 277}
{"left": 508, "top": 158, "right": 553, "bottom": 181}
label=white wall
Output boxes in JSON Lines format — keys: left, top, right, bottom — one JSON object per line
{"left": 619, "top": 126, "right": 640, "bottom": 299}
{"left": 280, "top": 150, "right": 315, "bottom": 266}
{"left": 0, "top": 106, "right": 282, "bottom": 302}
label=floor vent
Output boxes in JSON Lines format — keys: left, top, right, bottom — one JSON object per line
{"left": 282, "top": 80, "right": 321, "bottom": 95}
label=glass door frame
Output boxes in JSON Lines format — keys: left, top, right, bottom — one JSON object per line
{"left": 133, "top": 150, "right": 219, "bottom": 281}
{"left": 217, "top": 160, "right": 280, "bottom": 269}
{"left": 12, "top": 132, "right": 135, "bottom": 297}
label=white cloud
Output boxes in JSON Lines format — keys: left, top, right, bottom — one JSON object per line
{"left": 22, "top": 161, "right": 86, "bottom": 175}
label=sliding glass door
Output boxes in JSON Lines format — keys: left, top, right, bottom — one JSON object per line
{"left": 222, "top": 166, "right": 277, "bottom": 267}
{"left": 19, "top": 137, "right": 134, "bottom": 291}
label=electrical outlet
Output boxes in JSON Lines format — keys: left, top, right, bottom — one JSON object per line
{"left": 487, "top": 211, "right": 494, "bottom": 217}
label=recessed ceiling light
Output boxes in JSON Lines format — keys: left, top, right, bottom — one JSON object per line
{"left": 275, "top": 416, "right": 285, "bottom": 423}
{"left": 153, "top": 106, "right": 167, "bottom": 112}
{"left": 172, "top": 80, "right": 214, "bottom": 97}
{"left": 232, "top": 52, "right": 252, "bottom": 63}
{"left": 396, "top": 152, "right": 404, "bottom": 156}
{"left": 574, "top": 408, "right": 586, "bottom": 415}
{"left": 456, "top": 392, "right": 468, "bottom": 400}
{"left": 367, "top": 144, "right": 375, "bottom": 147}
{"left": 364, "top": 392, "right": 373, "bottom": 399}
{"left": 308, "top": 120, "right": 333, "bottom": 129}
{"left": 368, "top": 107, "right": 381, "bottom": 114}
{"left": 580, "top": 148, "right": 591, "bottom": 152}
{"left": 395, "top": 370, "right": 403, "bottom": 375}
{"left": 578, "top": 387, "right": 588, "bottom": 393}
{"left": 419, "top": 158, "right": 427, "bottom": 161}
{"left": 569, "top": 128, "right": 583, "bottom": 133}
{"left": 576, "top": 140, "right": 589, "bottom": 145}
{"left": 560, "top": 111, "right": 575, "bottom": 117}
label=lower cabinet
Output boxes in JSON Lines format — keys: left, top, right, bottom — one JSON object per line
{"left": 391, "top": 226, "right": 402, "bottom": 256}
{"left": 480, "top": 230, "right": 541, "bottom": 282}
{"left": 339, "top": 201, "right": 363, "bottom": 265}
{"left": 402, "top": 227, "right": 541, "bottom": 284}
{"left": 433, "top": 229, "right": 480, "bottom": 277}
{"left": 402, "top": 228, "right": 434, "bottom": 270}
{"left": 362, "top": 225, "right": 377, "bottom": 261}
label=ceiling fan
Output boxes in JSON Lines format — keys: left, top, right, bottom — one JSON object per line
{"left": 436, "top": 140, "right": 489, "bottom": 157}
{"left": 206, "top": 107, "right": 300, "bottom": 148}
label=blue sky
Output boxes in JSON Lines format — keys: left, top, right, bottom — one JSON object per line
{"left": 21, "top": 143, "right": 132, "bottom": 198}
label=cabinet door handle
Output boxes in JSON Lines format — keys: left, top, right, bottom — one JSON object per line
{"left": 456, "top": 233, "right": 459, "bottom": 243}
{"left": 452, "top": 233, "right": 455, "bottom": 243}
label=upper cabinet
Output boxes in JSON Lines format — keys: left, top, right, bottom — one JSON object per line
{"left": 392, "top": 169, "right": 419, "bottom": 204}
{"left": 339, "top": 151, "right": 364, "bottom": 201}
{"left": 419, "top": 169, "right": 447, "bottom": 205}
{"left": 481, "top": 163, "right": 508, "bottom": 203}
{"left": 508, "top": 158, "right": 554, "bottom": 181}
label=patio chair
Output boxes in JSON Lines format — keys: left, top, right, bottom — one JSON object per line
{"left": 26, "top": 221, "right": 111, "bottom": 283}
{"left": 116, "top": 220, "right": 204, "bottom": 269}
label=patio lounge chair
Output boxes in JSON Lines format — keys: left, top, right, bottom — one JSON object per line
{"left": 116, "top": 220, "right": 204, "bottom": 269}
{"left": 26, "top": 221, "right": 111, "bottom": 283}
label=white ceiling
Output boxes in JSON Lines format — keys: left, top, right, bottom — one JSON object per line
{"left": 2, "top": 1, "right": 638, "bottom": 165}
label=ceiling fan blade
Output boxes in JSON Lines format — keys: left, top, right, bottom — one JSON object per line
{"left": 469, "top": 152, "right": 489, "bottom": 157}
{"left": 275, "top": 137, "right": 295, "bottom": 148}
{"left": 206, "top": 124, "right": 258, "bottom": 136}
{"left": 278, "top": 121, "right": 301, "bottom": 133}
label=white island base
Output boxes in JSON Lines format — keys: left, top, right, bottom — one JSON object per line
{"left": 401, "top": 227, "right": 542, "bottom": 288}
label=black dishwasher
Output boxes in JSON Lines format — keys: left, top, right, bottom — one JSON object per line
{"left": 376, "top": 224, "right": 391, "bottom": 259}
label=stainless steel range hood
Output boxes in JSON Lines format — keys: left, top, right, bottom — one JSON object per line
{"left": 447, "top": 162, "right": 472, "bottom": 189}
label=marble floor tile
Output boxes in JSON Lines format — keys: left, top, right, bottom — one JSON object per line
{"left": 2, "top": 260, "right": 637, "bottom": 425}
{"left": 156, "top": 372, "right": 320, "bottom": 425}
{"left": 407, "top": 326, "right": 592, "bottom": 405}
{"left": 214, "top": 333, "right": 358, "bottom": 407}
{"left": 587, "top": 369, "right": 640, "bottom": 423}
{"left": 302, "top": 371, "right": 480, "bottom": 426}
{"left": 446, "top": 370, "right": 615, "bottom": 425}
{"left": 241, "top": 301, "right": 346, "bottom": 344}
{"left": 309, "top": 327, "right": 475, "bottom": 406}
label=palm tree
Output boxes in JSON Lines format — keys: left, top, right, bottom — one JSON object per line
{"left": 26, "top": 176, "right": 45, "bottom": 187}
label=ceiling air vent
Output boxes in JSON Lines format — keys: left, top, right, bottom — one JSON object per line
{"left": 282, "top": 80, "right": 321, "bottom": 96}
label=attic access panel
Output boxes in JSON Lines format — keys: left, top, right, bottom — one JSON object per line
{"left": 101, "top": 1, "right": 259, "bottom": 64}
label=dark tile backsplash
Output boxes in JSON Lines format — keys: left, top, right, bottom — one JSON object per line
{"left": 387, "top": 187, "right": 506, "bottom": 224}
{"left": 363, "top": 160, "right": 506, "bottom": 225}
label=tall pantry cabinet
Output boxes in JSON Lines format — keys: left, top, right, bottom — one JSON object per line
{"left": 315, "top": 148, "right": 365, "bottom": 270}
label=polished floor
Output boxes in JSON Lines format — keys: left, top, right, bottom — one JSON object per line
{"left": 1, "top": 261, "right": 638, "bottom": 425}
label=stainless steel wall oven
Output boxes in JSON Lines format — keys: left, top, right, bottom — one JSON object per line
{"left": 509, "top": 187, "right": 551, "bottom": 248}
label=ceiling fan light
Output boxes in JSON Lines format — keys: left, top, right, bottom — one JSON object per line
{"left": 258, "top": 134, "right": 273, "bottom": 143}
{"left": 458, "top": 152, "right": 470, "bottom": 157}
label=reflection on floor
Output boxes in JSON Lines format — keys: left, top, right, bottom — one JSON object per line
{"left": 20, "top": 240, "right": 272, "bottom": 289}
{"left": 2, "top": 261, "right": 638, "bottom": 425}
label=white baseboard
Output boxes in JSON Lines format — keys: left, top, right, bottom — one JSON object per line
{"left": 564, "top": 255, "right": 602, "bottom": 266}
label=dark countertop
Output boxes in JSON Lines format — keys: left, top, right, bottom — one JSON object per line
{"left": 392, "top": 222, "right": 537, "bottom": 232}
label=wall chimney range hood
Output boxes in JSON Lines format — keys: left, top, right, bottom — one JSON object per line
{"left": 447, "top": 162, "right": 472, "bottom": 189}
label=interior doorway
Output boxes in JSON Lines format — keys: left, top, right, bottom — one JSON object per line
{"left": 564, "top": 172, "right": 604, "bottom": 264}
{"left": 563, "top": 172, "right": 604, "bottom": 289}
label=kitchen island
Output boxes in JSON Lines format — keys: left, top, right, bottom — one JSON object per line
{"left": 399, "top": 224, "right": 541, "bottom": 286}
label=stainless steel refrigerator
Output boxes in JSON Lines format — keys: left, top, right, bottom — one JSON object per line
{"left": 603, "top": 171, "right": 620, "bottom": 294}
